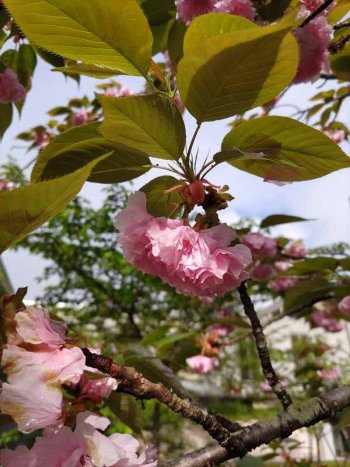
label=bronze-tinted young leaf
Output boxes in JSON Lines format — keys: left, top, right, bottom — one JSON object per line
{"left": 220, "top": 116, "right": 350, "bottom": 182}
{"left": 281, "top": 257, "right": 338, "bottom": 276}
{"left": 0, "top": 155, "right": 108, "bottom": 253}
{"left": 177, "top": 15, "right": 298, "bottom": 121}
{"left": 100, "top": 94, "right": 186, "bottom": 160}
{"left": 31, "top": 122, "right": 151, "bottom": 184}
{"left": 4, "top": 0, "right": 152, "bottom": 76}
{"left": 140, "top": 175, "right": 185, "bottom": 217}
{"left": 283, "top": 278, "right": 333, "bottom": 311}
{"left": 260, "top": 214, "right": 312, "bottom": 229}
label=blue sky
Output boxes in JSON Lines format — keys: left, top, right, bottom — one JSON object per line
{"left": 2, "top": 57, "right": 350, "bottom": 298}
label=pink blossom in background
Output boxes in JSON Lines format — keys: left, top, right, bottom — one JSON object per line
{"left": 0, "top": 69, "right": 26, "bottom": 104}
{"left": 267, "top": 277, "right": 297, "bottom": 292}
{"left": 250, "top": 263, "right": 276, "bottom": 282}
{"left": 32, "top": 129, "right": 50, "bottom": 149}
{"left": 0, "top": 179, "right": 14, "bottom": 192}
{"left": 240, "top": 232, "right": 277, "bottom": 258}
{"left": 105, "top": 85, "right": 135, "bottom": 97}
{"left": 293, "top": 17, "right": 332, "bottom": 84}
{"left": 175, "top": 0, "right": 216, "bottom": 24}
{"left": 210, "top": 323, "right": 234, "bottom": 337}
{"left": 301, "top": 0, "right": 331, "bottom": 13}
{"left": 338, "top": 296, "right": 350, "bottom": 314}
{"left": 201, "top": 296, "right": 214, "bottom": 304}
{"left": 274, "top": 261, "right": 292, "bottom": 272}
{"left": 260, "top": 379, "right": 288, "bottom": 392}
{"left": 186, "top": 355, "right": 219, "bottom": 374}
{"left": 1, "top": 411, "right": 157, "bottom": 467}
{"left": 317, "top": 368, "right": 341, "bottom": 382}
{"left": 323, "top": 129, "right": 346, "bottom": 144}
{"left": 283, "top": 241, "right": 306, "bottom": 258}
{"left": 72, "top": 109, "right": 88, "bottom": 126}
{"left": 311, "top": 309, "right": 344, "bottom": 333}
{"left": 214, "top": 0, "right": 256, "bottom": 20}
{"left": 115, "top": 192, "right": 251, "bottom": 297}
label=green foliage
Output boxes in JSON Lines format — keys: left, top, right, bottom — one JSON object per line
{"left": 100, "top": 94, "right": 186, "bottom": 160}
{"left": 0, "top": 155, "right": 107, "bottom": 253}
{"left": 4, "top": 0, "right": 153, "bottom": 76}
{"left": 177, "top": 14, "right": 298, "bottom": 121}
{"left": 260, "top": 214, "right": 311, "bottom": 229}
{"left": 0, "top": 103, "right": 12, "bottom": 139}
{"left": 31, "top": 122, "right": 151, "bottom": 184}
{"left": 140, "top": 175, "right": 185, "bottom": 217}
{"left": 218, "top": 116, "right": 350, "bottom": 182}
{"left": 281, "top": 257, "right": 338, "bottom": 276}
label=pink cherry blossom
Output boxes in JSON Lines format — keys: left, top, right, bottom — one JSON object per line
{"left": 338, "top": 296, "right": 350, "bottom": 315}
{"left": 115, "top": 192, "right": 251, "bottom": 297}
{"left": 323, "top": 129, "right": 346, "bottom": 144}
{"left": 1, "top": 411, "right": 157, "bottom": 467}
{"left": 293, "top": 16, "right": 332, "bottom": 84}
{"left": 79, "top": 373, "right": 118, "bottom": 401}
{"left": 0, "top": 69, "right": 26, "bottom": 104}
{"left": 32, "top": 129, "right": 50, "bottom": 149}
{"left": 250, "top": 263, "right": 276, "bottom": 282}
{"left": 283, "top": 241, "right": 306, "bottom": 258}
{"left": 186, "top": 355, "right": 219, "bottom": 374}
{"left": 73, "top": 109, "right": 88, "bottom": 126}
{"left": 210, "top": 323, "right": 233, "bottom": 337}
{"left": 267, "top": 277, "right": 297, "bottom": 292}
{"left": 0, "top": 178, "right": 14, "bottom": 192}
{"left": 175, "top": 0, "right": 216, "bottom": 24}
{"left": 317, "top": 368, "right": 341, "bottom": 382}
{"left": 240, "top": 232, "right": 277, "bottom": 258}
{"left": 214, "top": 0, "right": 256, "bottom": 21}
{"left": 311, "top": 309, "right": 344, "bottom": 333}
{"left": 301, "top": 0, "right": 328, "bottom": 12}
{"left": 274, "top": 261, "right": 292, "bottom": 272}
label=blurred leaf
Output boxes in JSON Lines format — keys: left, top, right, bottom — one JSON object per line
{"left": 107, "top": 393, "right": 143, "bottom": 434}
{"left": 237, "top": 455, "right": 264, "bottom": 467}
{"left": 283, "top": 278, "right": 333, "bottom": 311}
{"left": 0, "top": 104, "right": 13, "bottom": 139}
{"left": 100, "top": 94, "right": 186, "bottom": 160}
{"left": 5, "top": 0, "right": 152, "bottom": 76}
{"left": 31, "top": 122, "right": 151, "bottom": 184}
{"left": 140, "top": 175, "right": 185, "bottom": 217}
{"left": 141, "top": 325, "right": 172, "bottom": 346}
{"left": 218, "top": 116, "right": 350, "bottom": 182}
{"left": 53, "top": 63, "right": 124, "bottom": 79}
{"left": 255, "top": 0, "right": 297, "bottom": 21}
{"left": 327, "top": 0, "right": 350, "bottom": 24}
{"left": 177, "top": 14, "right": 298, "bottom": 121}
{"left": 168, "top": 19, "right": 187, "bottom": 66}
{"left": 281, "top": 257, "right": 338, "bottom": 276}
{"left": 339, "top": 258, "right": 350, "bottom": 270}
{"left": 260, "top": 214, "right": 312, "bottom": 229}
{"left": 0, "top": 154, "right": 108, "bottom": 253}
{"left": 330, "top": 43, "right": 350, "bottom": 81}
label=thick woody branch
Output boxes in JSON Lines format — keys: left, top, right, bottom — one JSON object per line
{"left": 299, "top": 0, "right": 335, "bottom": 28}
{"left": 82, "top": 348, "right": 241, "bottom": 447}
{"left": 165, "top": 385, "right": 350, "bottom": 467}
{"left": 237, "top": 283, "right": 293, "bottom": 410}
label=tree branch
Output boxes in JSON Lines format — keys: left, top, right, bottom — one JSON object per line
{"left": 165, "top": 385, "right": 350, "bottom": 467}
{"left": 82, "top": 348, "right": 242, "bottom": 447}
{"left": 299, "top": 0, "right": 335, "bottom": 28}
{"left": 237, "top": 283, "right": 293, "bottom": 410}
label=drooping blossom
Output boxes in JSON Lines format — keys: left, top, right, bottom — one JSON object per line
{"left": 186, "top": 355, "right": 219, "bottom": 374}
{"left": 293, "top": 16, "right": 332, "bottom": 83}
{"left": 175, "top": 0, "right": 216, "bottom": 24}
{"left": 283, "top": 241, "right": 306, "bottom": 258}
{"left": 73, "top": 109, "right": 89, "bottom": 126}
{"left": 180, "top": 180, "right": 206, "bottom": 206}
{"left": 0, "top": 69, "right": 26, "bottom": 104}
{"left": 32, "top": 129, "right": 51, "bottom": 149}
{"left": 214, "top": 0, "right": 256, "bottom": 21}
{"left": 0, "top": 305, "right": 86, "bottom": 432}
{"left": 250, "top": 263, "right": 276, "bottom": 282}
{"left": 339, "top": 296, "right": 350, "bottom": 315}
{"left": 311, "top": 306, "right": 344, "bottom": 333}
{"left": 115, "top": 192, "right": 251, "bottom": 297}
{"left": 267, "top": 277, "right": 297, "bottom": 292}
{"left": 240, "top": 232, "right": 277, "bottom": 258}
{"left": 1, "top": 411, "right": 157, "bottom": 467}
{"left": 317, "top": 368, "right": 341, "bottom": 382}
{"left": 210, "top": 309, "right": 235, "bottom": 337}
{"left": 274, "top": 261, "right": 292, "bottom": 272}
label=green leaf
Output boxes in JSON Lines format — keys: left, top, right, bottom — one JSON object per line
{"left": 140, "top": 175, "right": 185, "bottom": 217}
{"left": 4, "top": 0, "right": 152, "bottom": 76}
{"left": 16, "top": 44, "right": 37, "bottom": 88}
{"left": 100, "top": 94, "right": 186, "bottom": 160}
{"left": 339, "top": 258, "right": 350, "bottom": 271}
{"left": 281, "top": 257, "right": 338, "bottom": 276}
{"left": 168, "top": 19, "right": 187, "bottom": 66}
{"left": 0, "top": 154, "right": 108, "bottom": 253}
{"left": 219, "top": 116, "right": 350, "bottom": 182}
{"left": 283, "top": 278, "right": 333, "bottom": 312}
{"left": 53, "top": 63, "right": 123, "bottom": 79}
{"left": 327, "top": 0, "right": 350, "bottom": 24}
{"left": 330, "top": 43, "right": 350, "bottom": 81}
{"left": 260, "top": 214, "right": 312, "bottom": 229}
{"left": 255, "top": 0, "right": 297, "bottom": 21}
{"left": 107, "top": 393, "right": 143, "bottom": 434}
{"left": 237, "top": 456, "right": 264, "bottom": 467}
{"left": 141, "top": 0, "right": 175, "bottom": 26}
{"left": 177, "top": 14, "right": 298, "bottom": 121}
{"left": 0, "top": 104, "right": 13, "bottom": 139}
{"left": 31, "top": 122, "right": 151, "bottom": 184}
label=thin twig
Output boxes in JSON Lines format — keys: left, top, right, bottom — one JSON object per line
{"left": 187, "top": 123, "right": 201, "bottom": 160}
{"left": 82, "top": 348, "right": 242, "bottom": 448}
{"left": 300, "top": 0, "right": 335, "bottom": 28}
{"left": 237, "top": 283, "right": 293, "bottom": 410}
{"left": 165, "top": 385, "right": 350, "bottom": 467}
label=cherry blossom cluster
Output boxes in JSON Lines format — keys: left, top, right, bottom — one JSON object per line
{"left": 0, "top": 69, "right": 26, "bottom": 104}
{"left": 0, "top": 302, "right": 157, "bottom": 466}
{"left": 175, "top": 0, "right": 256, "bottom": 24}
{"left": 311, "top": 297, "right": 350, "bottom": 333}
{"left": 115, "top": 191, "right": 252, "bottom": 297}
